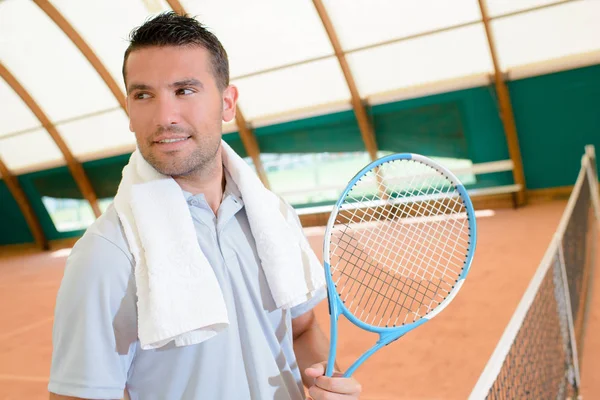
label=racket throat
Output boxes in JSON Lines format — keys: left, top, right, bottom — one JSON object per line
{"left": 343, "top": 337, "right": 394, "bottom": 377}
{"left": 378, "top": 330, "right": 406, "bottom": 347}
{"left": 343, "top": 332, "right": 404, "bottom": 377}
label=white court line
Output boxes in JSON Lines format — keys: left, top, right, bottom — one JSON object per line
{"left": 0, "top": 317, "right": 54, "bottom": 341}
{"left": 302, "top": 209, "right": 494, "bottom": 237}
{"left": 0, "top": 374, "right": 48, "bottom": 382}
{"left": 400, "top": 209, "right": 495, "bottom": 225}
{"left": 50, "top": 248, "right": 72, "bottom": 258}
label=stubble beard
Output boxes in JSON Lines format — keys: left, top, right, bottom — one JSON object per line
{"left": 141, "top": 126, "right": 222, "bottom": 178}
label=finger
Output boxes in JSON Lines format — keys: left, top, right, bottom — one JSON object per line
{"left": 309, "top": 385, "right": 356, "bottom": 400}
{"left": 314, "top": 375, "right": 362, "bottom": 395}
{"left": 305, "top": 362, "right": 326, "bottom": 378}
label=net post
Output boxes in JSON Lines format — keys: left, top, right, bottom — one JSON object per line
{"left": 585, "top": 144, "right": 596, "bottom": 161}
{"left": 584, "top": 145, "right": 600, "bottom": 220}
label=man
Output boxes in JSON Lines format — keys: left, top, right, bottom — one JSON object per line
{"left": 48, "top": 11, "right": 361, "bottom": 400}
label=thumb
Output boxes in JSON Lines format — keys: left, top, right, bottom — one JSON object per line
{"left": 305, "top": 362, "right": 326, "bottom": 379}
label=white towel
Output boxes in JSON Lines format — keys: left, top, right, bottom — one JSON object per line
{"left": 114, "top": 140, "right": 325, "bottom": 350}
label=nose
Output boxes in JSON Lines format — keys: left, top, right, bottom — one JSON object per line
{"left": 153, "top": 94, "right": 180, "bottom": 127}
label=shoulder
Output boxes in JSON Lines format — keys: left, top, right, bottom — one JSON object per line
{"left": 61, "top": 204, "right": 133, "bottom": 291}
{"left": 82, "top": 203, "right": 133, "bottom": 263}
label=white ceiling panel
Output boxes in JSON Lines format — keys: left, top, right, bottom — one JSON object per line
{"left": 323, "top": 0, "right": 481, "bottom": 51}
{"left": 180, "top": 0, "right": 334, "bottom": 79}
{"left": 0, "top": 78, "right": 40, "bottom": 138}
{"left": 486, "top": 0, "right": 567, "bottom": 17}
{"left": 50, "top": 0, "right": 172, "bottom": 94}
{"left": 492, "top": 1, "right": 600, "bottom": 71}
{"left": 232, "top": 57, "right": 351, "bottom": 122}
{"left": 0, "top": 129, "right": 64, "bottom": 173}
{"left": 0, "top": 0, "right": 118, "bottom": 123}
{"left": 347, "top": 23, "right": 493, "bottom": 98}
{"left": 58, "top": 109, "right": 135, "bottom": 160}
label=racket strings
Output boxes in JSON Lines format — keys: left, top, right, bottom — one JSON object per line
{"left": 343, "top": 168, "right": 468, "bottom": 252}
{"left": 334, "top": 217, "right": 459, "bottom": 292}
{"left": 328, "top": 159, "right": 472, "bottom": 327}
{"left": 333, "top": 224, "right": 453, "bottom": 326}
{"left": 332, "top": 170, "right": 466, "bottom": 284}
{"left": 386, "top": 196, "right": 467, "bottom": 277}
{"left": 338, "top": 170, "right": 468, "bottom": 280}
{"left": 333, "top": 236, "right": 440, "bottom": 326}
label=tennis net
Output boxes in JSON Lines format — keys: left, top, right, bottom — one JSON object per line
{"left": 469, "top": 145, "right": 599, "bottom": 399}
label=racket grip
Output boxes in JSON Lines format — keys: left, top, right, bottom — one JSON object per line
{"left": 326, "top": 297, "right": 339, "bottom": 377}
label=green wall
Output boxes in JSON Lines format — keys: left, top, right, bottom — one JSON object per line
{"left": 508, "top": 64, "right": 600, "bottom": 189}
{"left": 0, "top": 181, "right": 34, "bottom": 245}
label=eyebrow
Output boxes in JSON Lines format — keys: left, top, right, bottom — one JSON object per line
{"left": 170, "top": 79, "right": 204, "bottom": 90}
{"left": 127, "top": 83, "right": 152, "bottom": 93}
{"left": 127, "top": 79, "right": 204, "bottom": 94}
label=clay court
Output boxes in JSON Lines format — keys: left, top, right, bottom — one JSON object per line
{"left": 0, "top": 199, "right": 598, "bottom": 399}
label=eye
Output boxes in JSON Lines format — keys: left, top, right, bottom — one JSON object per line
{"left": 133, "top": 92, "right": 151, "bottom": 100}
{"left": 176, "top": 88, "right": 195, "bottom": 96}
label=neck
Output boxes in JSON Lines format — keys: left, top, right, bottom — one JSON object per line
{"left": 173, "top": 148, "right": 225, "bottom": 215}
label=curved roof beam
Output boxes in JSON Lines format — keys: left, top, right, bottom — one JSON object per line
{"left": 33, "top": 0, "right": 127, "bottom": 113}
{"left": 312, "top": 0, "right": 379, "bottom": 161}
{"left": 235, "top": 108, "right": 270, "bottom": 189}
{"left": 0, "top": 158, "right": 49, "bottom": 250}
{"left": 0, "top": 62, "right": 102, "bottom": 218}
{"left": 165, "top": 0, "right": 271, "bottom": 189}
{"left": 478, "top": 0, "right": 527, "bottom": 206}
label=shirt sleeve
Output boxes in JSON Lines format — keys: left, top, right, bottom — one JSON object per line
{"left": 48, "top": 232, "right": 137, "bottom": 399}
{"left": 290, "top": 286, "right": 327, "bottom": 319}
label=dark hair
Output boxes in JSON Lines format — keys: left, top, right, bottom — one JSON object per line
{"left": 122, "top": 12, "right": 229, "bottom": 90}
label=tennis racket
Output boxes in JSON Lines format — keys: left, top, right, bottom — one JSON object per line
{"left": 323, "top": 153, "right": 477, "bottom": 377}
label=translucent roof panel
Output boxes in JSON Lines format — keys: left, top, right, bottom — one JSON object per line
{"left": 0, "top": 78, "right": 40, "bottom": 138}
{"left": 0, "top": 0, "right": 118, "bottom": 123}
{"left": 323, "top": 0, "right": 481, "bottom": 51}
{"left": 232, "top": 57, "right": 351, "bottom": 122}
{"left": 180, "top": 0, "right": 333, "bottom": 78}
{"left": 58, "top": 109, "right": 135, "bottom": 161}
{"left": 347, "top": 23, "right": 493, "bottom": 99}
{"left": 0, "top": 130, "right": 64, "bottom": 173}
{"left": 492, "top": 1, "right": 600, "bottom": 72}
{"left": 486, "top": 0, "right": 568, "bottom": 17}
{"left": 50, "top": 0, "right": 172, "bottom": 94}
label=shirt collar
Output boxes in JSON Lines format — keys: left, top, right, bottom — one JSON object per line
{"left": 181, "top": 166, "right": 244, "bottom": 209}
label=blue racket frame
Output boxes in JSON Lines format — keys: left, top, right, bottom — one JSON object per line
{"left": 323, "top": 153, "right": 477, "bottom": 377}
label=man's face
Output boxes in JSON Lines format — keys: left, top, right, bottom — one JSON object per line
{"left": 125, "top": 45, "right": 237, "bottom": 176}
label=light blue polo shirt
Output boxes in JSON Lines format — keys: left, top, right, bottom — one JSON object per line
{"left": 48, "top": 174, "right": 326, "bottom": 400}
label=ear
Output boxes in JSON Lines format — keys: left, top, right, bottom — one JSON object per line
{"left": 222, "top": 84, "right": 239, "bottom": 123}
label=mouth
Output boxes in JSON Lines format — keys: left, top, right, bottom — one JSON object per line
{"left": 152, "top": 136, "right": 192, "bottom": 151}
{"left": 154, "top": 136, "right": 191, "bottom": 144}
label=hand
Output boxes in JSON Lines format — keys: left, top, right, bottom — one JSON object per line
{"left": 305, "top": 362, "right": 362, "bottom": 399}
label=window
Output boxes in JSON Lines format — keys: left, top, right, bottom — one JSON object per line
{"left": 42, "top": 196, "right": 114, "bottom": 232}
{"left": 262, "top": 152, "right": 476, "bottom": 207}
{"left": 262, "top": 151, "right": 373, "bottom": 206}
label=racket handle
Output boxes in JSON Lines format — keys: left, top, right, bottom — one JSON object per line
{"left": 326, "top": 310, "right": 339, "bottom": 377}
